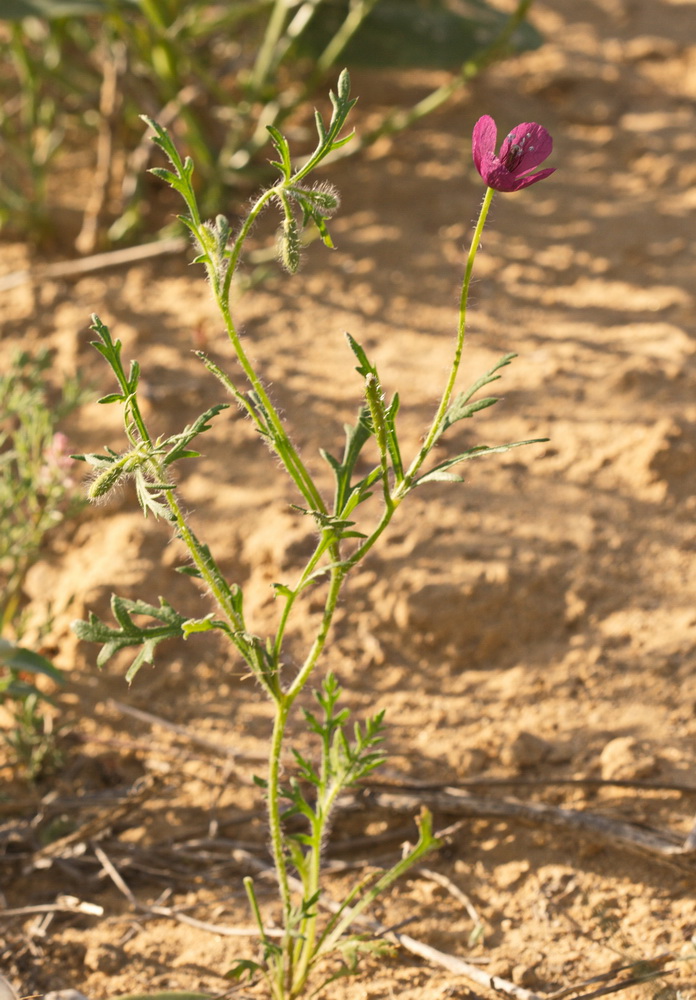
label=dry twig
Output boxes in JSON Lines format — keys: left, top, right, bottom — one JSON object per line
{"left": 370, "top": 789, "right": 696, "bottom": 872}
{"left": 108, "top": 699, "right": 265, "bottom": 763}
{"left": 0, "top": 238, "right": 187, "bottom": 292}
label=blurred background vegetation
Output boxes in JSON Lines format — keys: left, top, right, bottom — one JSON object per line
{"left": 0, "top": 0, "right": 541, "bottom": 250}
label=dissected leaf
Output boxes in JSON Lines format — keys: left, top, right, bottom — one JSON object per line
{"left": 438, "top": 352, "right": 517, "bottom": 439}
{"left": 414, "top": 437, "right": 548, "bottom": 486}
{"left": 163, "top": 404, "right": 229, "bottom": 465}
{"left": 181, "top": 614, "right": 229, "bottom": 638}
{"left": 72, "top": 595, "right": 190, "bottom": 683}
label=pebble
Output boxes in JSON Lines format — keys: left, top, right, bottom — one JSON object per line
{"left": 599, "top": 736, "right": 657, "bottom": 780}
{"left": 500, "top": 730, "right": 552, "bottom": 768}
{"left": 45, "top": 993, "right": 91, "bottom": 1000}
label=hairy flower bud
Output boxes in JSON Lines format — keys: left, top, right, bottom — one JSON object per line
{"left": 278, "top": 213, "right": 301, "bottom": 274}
{"left": 87, "top": 463, "right": 126, "bottom": 501}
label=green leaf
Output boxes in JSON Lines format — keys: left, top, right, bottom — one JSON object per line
{"left": 292, "top": 69, "right": 357, "bottom": 182}
{"left": 133, "top": 468, "right": 173, "bottom": 521}
{"left": 0, "top": 639, "right": 63, "bottom": 683}
{"left": 148, "top": 167, "right": 180, "bottom": 187}
{"left": 175, "top": 565, "right": 203, "bottom": 578}
{"left": 438, "top": 352, "right": 517, "bottom": 440}
{"left": 163, "top": 404, "right": 229, "bottom": 466}
{"left": 267, "top": 125, "right": 292, "bottom": 180}
{"left": 294, "top": 0, "right": 542, "bottom": 70}
{"left": 1, "top": 0, "right": 135, "bottom": 17}
{"left": 345, "top": 334, "right": 403, "bottom": 482}
{"left": 345, "top": 332, "right": 376, "bottom": 378}
{"left": 443, "top": 394, "right": 498, "bottom": 427}
{"left": 291, "top": 505, "right": 366, "bottom": 541}
{"left": 317, "top": 935, "right": 394, "bottom": 993}
{"left": 225, "top": 959, "right": 264, "bottom": 984}
{"left": 414, "top": 438, "right": 548, "bottom": 487}
{"left": 181, "top": 614, "right": 229, "bottom": 638}
{"left": 72, "top": 596, "right": 189, "bottom": 682}
{"left": 320, "top": 409, "right": 373, "bottom": 516}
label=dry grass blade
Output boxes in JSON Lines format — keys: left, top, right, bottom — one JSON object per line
{"left": 0, "top": 239, "right": 187, "bottom": 292}
{"left": 368, "top": 774, "right": 696, "bottom": 795}
{"left": 385, "top": 930, "right": 544, "bottom": 1000}
{"left": 0, "top": 976, "right": 18, "bottom": 1000}
{"left": 415, "top": 866, "right": 482, "bottom": 926}
{"left": 0, "top": 897, "right": 104, "bottom": 919}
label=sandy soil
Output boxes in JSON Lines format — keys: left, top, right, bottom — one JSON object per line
{"left": 1, "top": 1, "right": 696, "bottom": 998}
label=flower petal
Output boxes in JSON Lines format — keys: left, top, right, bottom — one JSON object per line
{"left": 509, "top": 167, "right": 556, "bottom": 190}
{"left": 472, "top": 115, "right": 498, "bottom": 175}
{"left": 501, "top": 121, "right": 553, "bottom": 174}
{"left": 480, "top": 162, "right": 524, "bottom": 192}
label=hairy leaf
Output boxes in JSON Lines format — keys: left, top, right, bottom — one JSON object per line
{"left": 72, "top": 596, "right": 190, "bottom": 683}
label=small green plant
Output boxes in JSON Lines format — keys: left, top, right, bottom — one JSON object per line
{"left": 73, "top": 74, "right": 555, "bottom": 996}
{"left": 0, "top": 349, "right": 84, "bottom": 778}
{"left": 0, "top": 639, "right": 64, "bottom": 778}
{"left": 0, "top": 0, "right": 540, "bottom": 244}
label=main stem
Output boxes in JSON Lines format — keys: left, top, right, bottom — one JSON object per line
{"left": 266, "top": 562, "right": 346, "bottom": 962}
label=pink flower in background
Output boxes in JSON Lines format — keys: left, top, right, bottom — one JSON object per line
{"left": 472, "top": 115, "right": 555, "bottom": 192}
{"left": 39, "top": 432, "right": 75, "bottom": 489}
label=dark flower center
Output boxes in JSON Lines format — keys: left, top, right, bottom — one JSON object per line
{"left": 504, "top": 129, "right": 534, "bottom": 171}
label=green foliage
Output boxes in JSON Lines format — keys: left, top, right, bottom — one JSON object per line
{"left": 0, "top": 350, "right": 84, "bottom": 778}
{"left": 73, "top": 595, "right": 189, "bottom": 679}
{"left": 73, "top": 316, "right": 229, "bottom": 518}
{"left": 0, "top": 350, "right": 83, "bottom": 623}
{"left": 0, "top": 639, "right": 65, "bottom": 779}
{"left": 0, "top": 0, "right": 541, "bottom": 243}
{"left": 296, "top": 0, "right": 542, "bottom": 70}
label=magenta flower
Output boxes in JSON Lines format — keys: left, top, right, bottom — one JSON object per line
{"left": 472, "top": 115, "right": 555, "bottom": 192}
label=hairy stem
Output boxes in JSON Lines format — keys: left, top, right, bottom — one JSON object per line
{"left": 396, "top": 184, "right": 495, "bottom": 496}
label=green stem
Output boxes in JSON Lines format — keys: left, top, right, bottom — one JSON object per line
{"left": 206, "top": 187, "right": 328, "bottom": 517}
{"left": 223, "top": 186, "right": 277, "bottom": 296}
{"left": 287, "top": 564, "right": 345, "bottom": 703}
{"left": 395, "top": 184, "right": 495, "bottom": 497}
{"left": 120, "top": 390, "right": 251, "bottom": 649}
{"left": 319, "top": 842, "right": 428, "bottom": 959}
{"left": 291, "top": 771, "right": 346, "bottom": 994}
{"left": 265, "top": 560, "right": 346, "bottom": 989}
{"left": 217, "top": 294, "right": 326, "bottom": 515}
{"left": 268, "top": 697, "right": 293, "bottom": 924}
{"left": 340, "top": 491, "right": 401, "bottom": 574}
{"left": 272, "top": 531, "right": 333, "bottom": 662}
